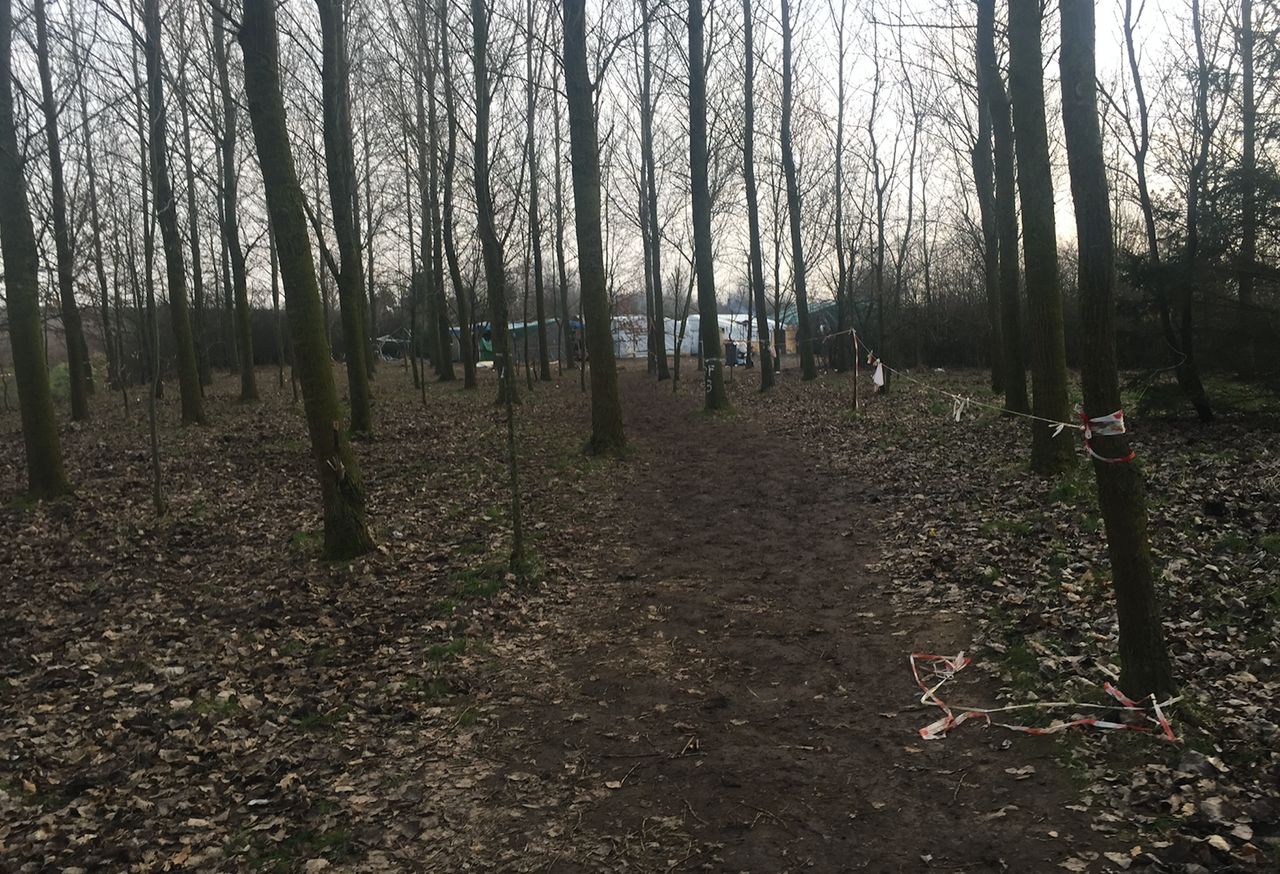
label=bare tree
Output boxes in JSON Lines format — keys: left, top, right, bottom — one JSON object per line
{"left": 239, "top": 0, "right": 374, "bottom": 560}
{"left": 1008, "top": 0, "right": 1072, "bottom": 473}
{"left": 0, "top": 0, "right": 68, "bottom": 497}
{"left": 145, "top": 0, "right": 204, "bottom": 425}
{"left": 564, "top": 0, "right": 626, "bottom": 450}
{"left": 1060, "top": 0, "right": 1173, "bottom": 698}
{"left": 34, "top": 0, "right": 91, "bottom": 420}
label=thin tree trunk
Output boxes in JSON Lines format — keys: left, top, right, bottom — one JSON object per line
{"left": 424, "top": 0, "right": 455, "bottom": 382}
{"left": 688, "top": 0, "right": 727, "bottom": 408}
{"left": 1059, "top": 0, "right": 1173, "bottom": 699}
{"left": 780, "top": 0, "right": 815, "bottom": 382}
{"left": 145, "top": 0, "right": 204, "bottom": 425}
{"left": 742, "top": 0, "right": 772, "bottom": 388}
{"left": 269, "top": 217, "right": 285, "bottom": 388}
{"left": 526, "top": 0, "right": 551, "bottom": 382}
{"left": 1008, "top": 0, "right": 1071, "bottom": 473}
{"left": 439, "top": 0, "right": 475, "bottom": 388}
{"left": 178, "top": 15, "right": 211, "bottom": 388}
{"left": 1238, "top": 0, "right": 1256, "bottom": 372}
{"left": 552, "top": 60, "right": 575, "bottom": 373}
{"left": 317, "top": 0, "right": 373, "bottom": 433}
{"left": 212, "top": 11, "right": 256, "bottom": 400}
{"left": 564, "top": 0, "right": 626, "bottom": 450}
{"left": 978, "top": 0, "right": 1029, "bottom": 414}
{"left": 469, "top": 0, "right": 516, "bottom": 406}
{"left": 971, "top": 73, "right": 1003, "bottom": 395}
{"left": 80, "top": 69, "right": 116, "bottom": 390}
{"left": 35, "top": 0, "right": 90, "bottom": 420}
{"left": 640, "top": 0, "right": 670, "bottom": 381}
{"left": 1179, "top": 0, "right": 1214, "bottom": 422}
{"left": 469, "top": 0, "right": 524, "bottom": 565}
{"left": 0, "top": 0, "right": 68, "bottom": 496}
{"left": 239, "top": 0, "right": 374, "bottom": 560}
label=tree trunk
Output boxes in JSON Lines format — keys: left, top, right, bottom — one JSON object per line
{"left": 742, "top": 0, "right": 773, "bottom": 388}
{"left": 145, "top": 0, "right": 204, "bottom": 425}
{"left": 269, "top": 217, "right": 285, "bottom": 388}
{"left": 34, "top": 0, "right": 90, "bottom": 420}
{"left": 552, "top": 65, "right": 575, "bottom": 375}
{"left": 239, "top": 0, "right": 373, "bottom": 560}
{"left": 525, "top": 0, "right": 552, "bottom": 382}
{"left": 0, "top": 0, "right": 68, "bottom": 497}
{"left": 1179, "top": 0, "right": 1214, "bottom": 423}
{"left": 1238, "top": 0, "right": 1256, "bottom": 372}
{"left": 469, "top": 0, "right": 517, "bottom": 406}
{"left": 212, "top": 13, "right": 257, "bottom": 401}
{"left": 423, "top": 0, "right": 455, "bottom": 382}
{"left": 970, "top": 28, "right": 1003, "bottom": 395}
{"left": 688, "top": 0, "right": 728, "bottom": 408}
{"left": 1059, "top": 0, "right": 1173, "bottom": 700}
{"left": 79, "top": 54, "right": 116, "bottom": 390}
{"left": 564, "top": 0, "right": 626, "bottom": 451}
{"left": 780, "top": 0, "right": 816, "bottom": 382}
{"left": 1008, "top": 0, "right": 1071, "bottom": 473}
{"left": 438, "top": 0, "right": 475, "bottom": 388}
{"left": 978, "top": 0, "right": 1028, "bottom": 415}
{"left": 316, "top": 0, "right": 373, "bottom": 433}
{"left": 1120, "top": 0, "right": 1205, "bottom": 422}
{"left": 177, "top": 18, "right": 212, "bottom": 389}
{"left": 640, "top": 0, "right": 670, "bottom": 382}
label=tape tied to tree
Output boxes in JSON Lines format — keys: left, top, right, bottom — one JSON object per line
{"left": 1077, "top": 406, "right": 1137, "bottom": 464}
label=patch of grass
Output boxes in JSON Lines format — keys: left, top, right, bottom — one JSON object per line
{"left": 277, "top": 638, "right": 306, "bottom": 657}
{"left": 453, "top": 562, "right": 504, "bottom": 600}
{"left": 295, "top": 704, "right": 349, "bottom": 732}
{"left": 246, "top": 828, "right": 354, "bottom": 872}
{"left": 1001, "top": 642, "right": 1040, "bottom": 692}
{"left": 979, "top": 517, "right": 1034, "bottom": 538}
{"left": 1215, "top": 532, "right": 1248, "bottom": 553}
{"left": 430, "top": 598, "right": 459, "bottom": 618}
{"left": 308, "top": 646, "right": 338, "bottom": 668}
{"left": 1259, "top": 533, "right": 1280, "bottom": 556}
{"left": 3, "top": 493, "right": 39, "bottom": 513}
{"left": 405, "top": 676, "right": 454, "bottom": 702}
{"left": 288, "top": 529, "right": 321, "bottom": 555}
{"left": 192, "top": 694, "right": 243, "bottom": 718}
{"left": 426, "top": 638, "right": 468, "bottom": 663}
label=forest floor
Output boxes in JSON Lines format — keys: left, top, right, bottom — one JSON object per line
{"left": 1, "top": 359, "right": 1277, "bottom": 873}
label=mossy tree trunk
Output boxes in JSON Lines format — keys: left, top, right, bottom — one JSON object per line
{"left": 1059, "top": 0, "right": 1173, "bottom": 699}
{"left": 316, "top": 0, "right": 373, "bottom": 434}
{"left": 1008, "top": 0, "right": 1071, "bottom": 473}
{"left": 238, "top": 0, "right": 374, "bottom": 561}
{"left": 0, "top": 0, "right": 68, "bottom": 498}
{"left": 144, "top": 0, "right": 204, "bottom": 426}
{"left": 563, "top": 0, "right": 626, "bottom": 451}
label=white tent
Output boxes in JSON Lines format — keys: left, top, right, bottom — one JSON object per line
{"left": 608, "top": 313, "right": 757, "bottom": 359}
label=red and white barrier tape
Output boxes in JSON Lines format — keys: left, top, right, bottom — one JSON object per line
{"left": 910, "top": 652, "right": 1180, "bottom": 742}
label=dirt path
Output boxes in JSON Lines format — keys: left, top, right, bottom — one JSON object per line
{"left": 487, "top": 371, "right": 1111, "bottom": 872}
